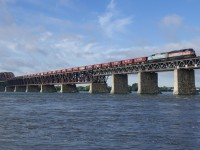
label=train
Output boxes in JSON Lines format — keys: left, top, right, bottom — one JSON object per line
{"left": 22, "top": 48, "right": 196, "bottom": 78}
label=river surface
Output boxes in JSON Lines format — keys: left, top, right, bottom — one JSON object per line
{"left": 0, "top": 92, "right": 200, "bottom": 150}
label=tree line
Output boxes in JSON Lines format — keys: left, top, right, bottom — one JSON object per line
{"left": 77, "top": 83, "right": 174, "bottom": 92}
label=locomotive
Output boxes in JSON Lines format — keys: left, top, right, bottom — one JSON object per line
{"left": 147, "top": 48, "right": 196, "bottom": 62}
{"left": 24, "top": 48, "right": 196, "bottom": 77}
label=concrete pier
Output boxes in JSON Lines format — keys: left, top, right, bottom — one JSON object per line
{"left": 40, "top": 85, "right": 57, "bottom": 93}
{"left": 5, "top": 86, "right": 15, "bottom": 92}
{"left": 0, "top": 82, "right": 5, "bottom": 92}
{"left": 110, "top": 74, "right": 129, "bottom": 94}
{"left": 26, "top": 85, "right": 40, "bottom": 92}
{"left": 89, "top": 83, "right": 109, "bottom": 93}
{"left": 60, "top": 84, "right": 78, "bottom": 93}
{"left": 138, "top": 72, "right": 159, "bottom": 94}
{"left": 173, "top": 69, "right": 196, "bottom": 95}
{"left": 14, "top": 86, "right": 26, "bottom": 92}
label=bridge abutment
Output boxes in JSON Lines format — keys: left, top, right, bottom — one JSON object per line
{"left": 110, "top": 74, "right": 129, "bottom": 94}
{"left": 89, "top": 83, "right": 109, "bottom": 93}
{"left": 26, "top": 85, "right": 40, "bottom": 92}
{"left": 40, "top": 85, "right": 57, "bottom": 93}
{"left": 137, "top": 72, "right": 159, "bottom": 94}
{"left": 5, "top": 86, "right": 15, "bottom": 92}
{"left": 173, "top": 69, "right": 196, "bottom": 95}
{"left": 60, "top": 84, "right": 78, "bottom": 93}
{"left": 14, "top": 86, "right": 26, "bottom": 92}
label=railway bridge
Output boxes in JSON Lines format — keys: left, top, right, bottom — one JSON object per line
{"left": 0, "top": 57, "right": 200, "bottom": 95}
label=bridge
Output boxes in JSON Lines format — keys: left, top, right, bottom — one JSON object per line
{"left": 0, "top": 56, "right": 200, "bottom": 95}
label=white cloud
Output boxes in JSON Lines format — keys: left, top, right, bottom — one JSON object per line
{"left": 98, "top": 0, "right": 132, "bottom": 37}
{"left": 160, "top": 14, "right": 183, "bottom": 28}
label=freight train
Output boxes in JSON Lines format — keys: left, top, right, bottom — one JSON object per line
{"left": 23, "top": 48, "right": 196, "bottom": 78}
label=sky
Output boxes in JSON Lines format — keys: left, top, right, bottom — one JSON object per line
{"left": 0, "top": 0, "right": 200, "bottom": 86}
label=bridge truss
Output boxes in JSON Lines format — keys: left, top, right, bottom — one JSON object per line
{"left": 5, "top": 57, "right": 200, "bottom": 86}
{"left": 93, "top": 57, "right": 200, "bottom": 76}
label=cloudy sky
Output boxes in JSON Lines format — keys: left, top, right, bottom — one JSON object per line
{"left": 0, "top": 0, "right": 200, "bottom": 86}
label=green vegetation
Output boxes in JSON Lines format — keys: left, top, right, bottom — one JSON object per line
{"left": 77, "top": 86, "right": 90, "bottom": 91}
{"left": 159, "top": 86, "right": 173, "bottom": 92}
{"left": 61, "top": 84, "right": 174, "bottom": 92}
{"left": 131, "top": 83, "right": 138, "bottom": 91}
{"left": 55, "top": 85, "right": 61, "bottom": 91}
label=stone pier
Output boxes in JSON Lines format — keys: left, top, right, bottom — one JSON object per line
{"left": 137, "top": 72, "right": 159, "bottom": 94}
{"left": 0, "top": 82, "right": 5, "bottom": 92}
{"left": 173, "top": 69, "right": 196, "bottom": 95}
{"left": 89, "top": 83, "right": 109, "bottom": 93}
{"left": 40, "top": 85, "right": 57, "bottom": 93}
{"left": 60, "top": 84, "right": 78, "bottom": 93}
{"left": 5, "top": 86, "right": 15, "bottom": 92}
{"left": 14, "top": 86, "right": 26, "bottom": 92}
{"left": 26, "top": 85, "right": 40, "bottom": 92}
{"left": 110, "top": 74, "right": 129, "bottom": 94}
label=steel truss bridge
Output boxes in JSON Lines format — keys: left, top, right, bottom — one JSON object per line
{"left": 5, "top": 57, "right": 200, "bottom": 87}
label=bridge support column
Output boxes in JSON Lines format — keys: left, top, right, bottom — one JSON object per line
{"left": 110, "top": 74, "right": 129, "bottom": 94}
{"left": 173, "top": 69, "right": 196, "bottom": 95}
{"left": 5, "top": 86, "right": 15, "bottom": 92}
{"left": 138, "top": 72, "right": 159, "bottom": 94}
{"left": 60, "top": 84, "right": 78, "bottom": 93}
{"left": 14, "top": 86, "right": 26, "bottom": 92}
{"left": 0, "top": 82, "right": 5, "bottom": 92}
{"left": 89, "top": 83, "right": 109, "bottom": 93}
{"left": 26, "top": 85, "right": 40, "bottom": 92}
{"left": 40, "top": 85, "right": 57, "bottom": 93}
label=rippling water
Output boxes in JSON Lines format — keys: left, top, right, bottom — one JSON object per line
{"left": 0, "top": 92, "right": 200, "bottom": 149}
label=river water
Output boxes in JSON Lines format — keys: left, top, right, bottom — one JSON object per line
{"left": 0, "top": 92, "right": 200, "bottom": 150}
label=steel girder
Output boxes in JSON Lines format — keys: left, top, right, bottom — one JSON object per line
{"left": 6, "top": 70, "right": 107, "bottom": 86}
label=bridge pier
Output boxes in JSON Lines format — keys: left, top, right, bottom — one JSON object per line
{"left": 0, "top": 82, "right": 5, "bottom": 92}
{"left": 60, "top": 84, "right": 78, "bottom": 93}
{"left": 5, "top": 86, "right": 15, "bottom": 92}
{"left": 137, "top": 72, "right": 159, "bottom": 94}
{"left": 89, "top": 83, "right": 109, "bottom": 93}
{"left": 14, "top": 86, "right": 26, "bottom": 92}
{"left": 26, "top": 85, "right": 40, "bottom": 92}
{"left": 110, "top": 74, "right": 129, "bottom": 94}
{"left": 40, "top": 85, "right": 57, "bottom": 93}
{"left": 173, "top": 69, "right": 196, "bottom": 95}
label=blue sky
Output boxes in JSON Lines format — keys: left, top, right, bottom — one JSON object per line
{"left": 0, "top": 0, "right": 200, "bottom": 86}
